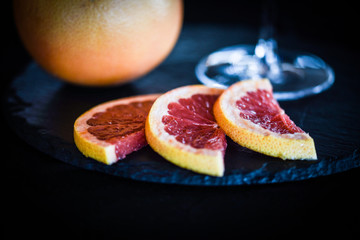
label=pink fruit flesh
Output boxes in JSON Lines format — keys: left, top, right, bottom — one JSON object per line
{"left": 162, "top": 94, "right": 227, "bottom": 153}
{"left": 86, "top": 100, "right": 154, "bottom": 159}
{"left": 236, "top": 89, "right": 304, "bottom": 134}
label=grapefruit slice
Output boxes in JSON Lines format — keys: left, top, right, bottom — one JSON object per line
{"left": 214, "top": 79, "right": 317, "bottom": 160}
{"left": 145, "top": 85, "right": 226, "bottom": 177}
{"left": 74, "top": 94, "right": 160, "bottom": 165}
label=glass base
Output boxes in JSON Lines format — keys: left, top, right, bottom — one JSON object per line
{"left": 195, "top": 45, "right": 335, "bottom": 100}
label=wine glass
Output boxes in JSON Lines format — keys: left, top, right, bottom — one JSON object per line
{"left": 195, "top": 0, "right": 335, "bottom": 100}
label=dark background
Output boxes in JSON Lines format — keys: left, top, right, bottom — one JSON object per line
{"left": 184, "top": 0, "right": 358, "bottom": 49}
{"left": 2, "top": 1, "right": 359, "bottom": 239}
{"left": 1, "top": 0, "right": 359, "bottom": 90}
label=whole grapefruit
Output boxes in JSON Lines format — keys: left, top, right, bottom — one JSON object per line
{"left": 13, "top": 0, "right": 183, "bottom": 86}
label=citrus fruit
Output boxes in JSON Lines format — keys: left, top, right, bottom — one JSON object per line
{"left": 213, "top": 79, "right": 317, "bottom": 160}
{"left": 74, "top": 94, "right": 160, "bottom": 165}
{"left": 13, "top": 0, "right": 183, "bottom": 86}
{"left": 145, "top": 85, "right": 226, "bottom": 177}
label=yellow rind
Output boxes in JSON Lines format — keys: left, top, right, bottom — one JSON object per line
{"left": 74, "top": 122, "right": 116, "bottom": 165}
{"left": 213, "top": 79, "right": 317, "bottom": 160}
{"left": 145, "top": 85, "right": 225, "bottom": 177}
{"left": 145, "top": 116, "right": 224, "bottom": 177}
{"left": 73, "top": 94, "right": 160, "bottom": 165}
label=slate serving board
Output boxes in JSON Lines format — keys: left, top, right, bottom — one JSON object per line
{"left": 4, "top": 25, "right": 360, "bottom": 185}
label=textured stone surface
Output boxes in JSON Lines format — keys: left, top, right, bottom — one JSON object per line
{"left": 4, "top": 25, "right": 360, "bottom": 185}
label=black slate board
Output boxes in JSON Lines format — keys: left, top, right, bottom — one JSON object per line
{"left": 4, "top": 25, "right": 360, "bottom": 185}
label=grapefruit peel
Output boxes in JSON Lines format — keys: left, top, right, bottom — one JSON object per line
{"left": 145, "top": 85, "right": 226, "bottom": 177}
{"left": 74, "top": 94, "right": 160, "bottom": 165}
{"left": 74, "top": 79, "right": 317, "bottom": 177}
{"left": 213, "top": 79, "right": 317, "bottom": 160}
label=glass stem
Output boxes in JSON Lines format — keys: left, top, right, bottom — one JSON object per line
{"left": 255, "top": 0, "right": 283, "bottom": 83}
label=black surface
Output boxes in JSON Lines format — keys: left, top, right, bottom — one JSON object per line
{"left": 2, "top": 1, "right": 360, "bottom": 239}
{"left": 4, "top": 25, "right": 360, "bottom": 186}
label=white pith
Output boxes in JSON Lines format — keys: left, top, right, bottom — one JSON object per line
{"left": 221, "top": 79, "right": 311, "bottom": 140}
{"left": 148, "top": 85, "right": 225, "bottom": 157}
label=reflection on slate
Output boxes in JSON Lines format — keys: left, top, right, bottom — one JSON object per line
{"left": 4, "top": 25, "right": 360, "bottom": 185}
